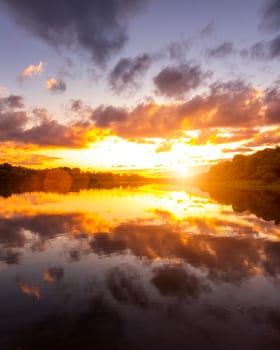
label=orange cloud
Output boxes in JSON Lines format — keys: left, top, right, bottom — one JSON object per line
{"left": 43, "top": 267, "right": 64, "bottom": 283}
{"left": 155, "top": 141, "right": 173, "bottom": 153}
{"left": 245, "top": 127, "right": 280, "bottom": 147}
{"left": 0, "top": 95, "right": 102, "bottom": 149}
{"left": 89, "top": 81, "right": 267, "bottom": 139}
{"left": 16, "top": 277, "right": 41, "bottom": 299}
{"left": 19, "top": 61, "right": 45, "bottom": 81}
{"left": 0, "top": 142, "right": 61, "bottom": 166}
{"left": 45, "top": 77, "right": 66, "bottom": 93}
{"left": 1, "top": 80, "right": 280, "bottom": 152}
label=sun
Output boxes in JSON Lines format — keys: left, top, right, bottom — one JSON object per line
{"left": 173, "top": 162, "right": 189, "bottom": 177}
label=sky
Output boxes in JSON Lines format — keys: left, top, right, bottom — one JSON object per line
{"left": 0, "top": 0, "right": 280, "bottom": 176}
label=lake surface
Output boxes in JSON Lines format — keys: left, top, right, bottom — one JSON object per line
{"left": 1, "top": 184, "right": 280, "bottom": 350}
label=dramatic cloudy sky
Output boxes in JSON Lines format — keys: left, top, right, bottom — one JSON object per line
{"left": 0, "top": 0, "right": 280, "bottom": 174}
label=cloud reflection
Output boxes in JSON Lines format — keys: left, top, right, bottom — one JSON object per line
{"left": 0, "top": 186, "right": 280, "bottom": 349}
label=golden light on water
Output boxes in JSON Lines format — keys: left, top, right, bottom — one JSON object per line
{"left": 1, "top": 185, "right": 280, "bottom": 241}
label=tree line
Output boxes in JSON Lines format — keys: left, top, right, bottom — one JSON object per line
{"left": 0, "top": 163, "right": 152, "bottom": 197}
{"left": 199, "top": 147, "right": 280, "bottom": 185}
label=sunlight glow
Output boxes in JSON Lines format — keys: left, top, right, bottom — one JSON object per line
{"left": 172, "top": 162, "right": 189, "bottom": 176}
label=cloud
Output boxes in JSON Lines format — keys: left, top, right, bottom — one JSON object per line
{"left": 107, "top": 267, "right": 148, "bottom": 307}
{"left": 104, "top": 103, "right": 180, "bottom": 138}
{"left": 222, "top": 147, "right": 253, "bottom": 154}
{"left": 0, "top": 94, "right": 24, "bottom": 109}
{"left": 245, "top": 128, "right": 280, "bottom": 147}
{"left": 58, "top": 58, "right": 75, "bottom": 78}
{"left": 80, "top": 79, "right": 264, "bottom": 139}
{"left": 164, "top": 39, "right": 190, "bottom": 61}
{"left": 113, "top": 81, "right": 264, "bottom": 138}
{"left": 206, "top": 41, "right": 234, "bottom": 58}
{"left": 0, "top": 101, "right": 28, "bottom": 141}
{"left": 263, "top": 87, "right": 280, "bottom": 123}
{"left": 16, "top": 277, "right": 41, "bottom": 299}
{"left": 68, "top": 99, "right": 93, "bottom": 120}
{"left": 261, "top": 0, "right": 280, "bottom": 32}
{"left": 208, "top": 128, "right": 259, "bottom": 145}
{"left": 117, "top": 79, "right": 280, "bottom": 140}
{"left": 21, "top": 119, "right": 86, "bottom": 147}
{"left": 249, "top": 42, "right": 267, "bottom": 59}
{"left": 70, "top": 99, "right": 85, "bottom": 112}
{"left": 153, "top": 63, "right": 211, "bottom": 99}
{"left": 0, "top": 86, "right": 9, "bottom": 96}
{"left": 151, "top": 265, "right": 210, "bottom": 299}
{"left": 2, "top": 80, "right": 280, "bottom": 148}
{"left": 0, "top": 0, "right": 148, "bottom": 64}
{"left": 250, "top": 35, "right": 280, "bottom": 59}
{"left": 251, "top": 0, "right": 280, "bottom": 60}
{"left": 109, "top": 54, "right": 151, "bottom": 94}
{"left": 45, "top": 78, "right": 67, "bottom": 93}
{"left": 0, "top": 148, "right": 61, "bottom": 166}
{"left": 1, "top": 208, "right": 280, "bottom": 284}
{"left": 91, "top": 105, "right": 128, "bottom": 128}
{"left": 0, "top": 94, "right": 98, "bottom": 148}
{"left": 18, "top": 61, "right": 44, "bottom": 81}
{"left": 200, "top": 21, "right": 215, "bottom": 37}
{"left": 155, "top": 142, "right": 173, "bottom": 153}
{"left": 43, "top": 267, "right": 64, "bottom": 283}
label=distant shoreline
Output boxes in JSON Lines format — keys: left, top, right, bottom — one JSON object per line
{"left": 191, "top": 179, "right": 280, "bottom": 192}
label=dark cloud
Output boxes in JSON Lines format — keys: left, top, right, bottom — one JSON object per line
{"left": 109, "top": 54, "right": 151, "bottom": 94}
{"left": 153, "top": 63, "right": 211, "bottom": 99}
{"left": 165, "top": 39, "right": 189, "bottom": 61}
{"left": 200, "top": 21, "right": 215, "bottom": 37}
{"left": 0, "top": 0, "right": 148, "bottom": 64}
{"left": 91, "top": 105, "right": 128, "bottom": 128}
{"left": 206, "top": 41, "right": 234, "bottom": 58}
{"left": 107, "top": 267, "right": 149, "bottom": 308}
{"left": 250, "top": 35, "right": 280, "bottom": 59}
{"left": 209, "top": 80, "right": 248, "bottom": 94}
{"left": 45, "top": 78, "right": 67, "bottom": 93}
{"left": 0, "top": 95, "right": 24, "bottom": 109}
{"left": 58, "top": 58, "right": 75, "bottom": 78}
{"left": 22, "top": 119, "right": 82, "bottom": 147}
{"left": 261, "top": 0, "right": 280, "bottom": 31}
{"left": 70, "top": 99, "right": 84, "bottom": 112}
{"left": 250, "top": 41, "right": 268, "bottom": 59}
{"left": 263, "top": 241, "right": 280, "bottom": 276}
{"left": 264, "top": 87, "right": 280, "bottom": 123}
{"left": 152, "top": 265, "right": 210, "bottom": 299}
{"left": 0, "top": 95, "right": 28, "bottom": 140}
{"left": 268, "top": 35, "right": 280, "bottom": 57}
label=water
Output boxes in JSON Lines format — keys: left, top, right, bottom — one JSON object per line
{"left": 1, "top": 184, "right": 280, "bottom": 349}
